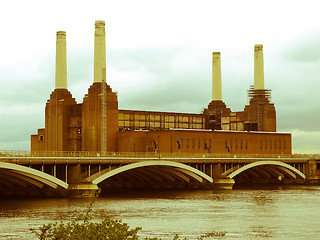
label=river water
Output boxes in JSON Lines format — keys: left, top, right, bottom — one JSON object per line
{"left": 1, "top": 186, "right": 320, "bottom": 239}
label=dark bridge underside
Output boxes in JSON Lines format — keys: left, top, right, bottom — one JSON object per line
{"left": 97, "top": 166, "right": 210, "bottom": 189}
{"left": 232, "top": 165, "right": 305, "bottom": 185}
{"left": 0, "top": 169, "right": 60, "bottom": 197}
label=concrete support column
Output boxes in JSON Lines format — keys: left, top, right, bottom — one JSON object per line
{"left": 53, "top": 164, "right": 56, "bottom": 177}
{"left": 254, "top": 44, "right": 264, "bottom": 90}
{"left": 67, "top": 164, "right": 81, "bottom": 182}
{"left": 212, "top": 178, "right": 235, "bottom": 190}
{"left": 212, "top": 163, "right": 222, "bottom": 178}
{"left": 211, "top": 163, "right": 235, "bottom": 190}
{"left": 65, "top": 164, "right": 68, "bottom": 182}
{"left": 306, "top": 160, "right": 319, "bottom": 183}
{"left": 88, "top": 164, "right": 91, "bottom": 181}
{"left": 68, "top": 183, "right": 99, "bottom": 198}
{"left": 94, "top": 20, "right": 106, "bottom": 83}
{"left": 212, "top": 52, "right": 222, "bottom": 101}
{"left": 55, "top": 31, "right": 67, "bottom": 89}
{"left": 67, "top": 164, "right": 99, "bottom": 198}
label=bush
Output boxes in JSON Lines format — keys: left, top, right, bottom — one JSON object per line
{"left": 30, "top": 216, "right": 141, "bottom": 240}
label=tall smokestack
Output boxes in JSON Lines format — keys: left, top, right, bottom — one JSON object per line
{"left": 94, "top": 20, "right": 106, "bottom": 83}
{"left": 55, "top": 31, "right": 67, "bottom": 89}
{"left": 212, "top": 52, "right": 222, "bottom": 101}
{"left": 254, "top": 44, "right": 264, "bottom": 90}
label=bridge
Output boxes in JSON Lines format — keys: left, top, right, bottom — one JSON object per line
{"left": 0, "top": 151, "right": 319, "bottom": 197}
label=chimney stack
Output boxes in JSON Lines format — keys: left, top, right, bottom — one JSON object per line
{"left": 254, "top": 44, "right": 264, "bottom": 90}
{"left": 55, "top": 31, "right": 67, "bottom": 89}
{"left": 94, "top": 20, "right": 106, "bottom": 83}
{"left": 212, "top": 52, "right": 222, "bottom": 101}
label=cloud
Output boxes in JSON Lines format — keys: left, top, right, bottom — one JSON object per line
{"left": 107, "top": 47, "right": 212, "bottom": 113}
{"left": 0, "top": 104, "right": 44, "bottom": 150}
{"left": 291, "top": 129, "right": 320, "bottom": 154}
{"left": 107, "top": 47, "right": 253, "bottom": 114}
{"left": 268, "top": 33, "right": 320, "bottom": 134}
{"left": 281, "top": 32, "right": 320, "bottom": 63}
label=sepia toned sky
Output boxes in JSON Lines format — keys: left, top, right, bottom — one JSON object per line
{"left": 0, "top": 0, "right": 320, "bottom": 153}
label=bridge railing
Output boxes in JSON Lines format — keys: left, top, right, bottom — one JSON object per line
{"left": 0, "top": 150, "right": 315, "bottom": 159}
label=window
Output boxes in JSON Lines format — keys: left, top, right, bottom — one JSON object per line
{"left": 186, "top": 139, "right": 189, "bottom": 149}
{"left": 240, "top": 140, "right": 243, "bottom": 149}
{"left": 198, "top": 139, "right": 200, "bottom": 149}
{"left": 39, "top": 135, "right": 44, "bottom": 142}
{"left": 192, "top": 139, "right": 195, "bottom": 149}
{"left": 177, "top": 140, "right": 181, "bottom": 150}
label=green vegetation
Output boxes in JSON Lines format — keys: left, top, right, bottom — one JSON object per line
{"left": 30, "top": 216, "right": 141, "bottom": 240}
{"left": 30, "top": 191, "right": 225, "bottom": 240}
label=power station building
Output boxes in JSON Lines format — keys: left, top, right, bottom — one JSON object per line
{"left": 31, "top": 21, "right": 291, "bottom": 155}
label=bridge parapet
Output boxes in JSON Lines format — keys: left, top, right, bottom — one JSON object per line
{"left": 0, "top": 151, "right": 311, "bottom": 167}
{"left": 0, "top": 150, "right": 313, "bottom": 160}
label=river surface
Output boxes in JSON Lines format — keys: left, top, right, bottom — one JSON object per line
{"left": 1, "top": 186, "right": 320, "bottom": 239}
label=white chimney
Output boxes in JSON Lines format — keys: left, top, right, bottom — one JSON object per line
{"left": 94, "top": 20, "right": 106, "bottom": 83}
{"left": 254, "top": 44, "right": 264, "bottom": 90}
{"left": 55, "top": 31, "right": 67, "bottom": 89}
{"left": 212, "top": 52, "right": 222, "bottom": 101}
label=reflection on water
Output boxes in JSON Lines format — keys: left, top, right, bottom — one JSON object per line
{"left": 1, "top": 186, "right": 320, "bottom": 239}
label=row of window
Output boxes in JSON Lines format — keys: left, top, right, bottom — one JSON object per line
{"left": 118, "top": 113, "right": 204, "bottom": 123}
{"left": 260, "top": 140, "right": 286, "bottom": 150}
{"left": 225, "top": 139, "right": 248, "bottom": 150}
{"left": 119, "top": 121, "right": 203, "bottom": 129}
{"left": 176, "top": 138, "right": 249, "bottom": 151}
{"left": 177, "top": 138, "right": 212, "bottom": 150}
{"left": 175, "top": 138, "right": 287, "bottom": 152}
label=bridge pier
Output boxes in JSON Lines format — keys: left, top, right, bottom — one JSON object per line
{"left": 67, "top": 164, "right": 99, "bottom": 197}
{"left": 212, "top": 178, "right": 235, "bottom": 190}
{"left": 68, "top": 182, "right": 99, "bottom": 198}
{"left": 204, "top": 163, "right": 235, "bottom": 189}
{"left": 306, "top": 160, "right": 320, "bottom": 184}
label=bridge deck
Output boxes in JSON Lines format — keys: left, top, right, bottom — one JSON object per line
{"left": 0, "top": 151, "right": 312, "bottom": 165}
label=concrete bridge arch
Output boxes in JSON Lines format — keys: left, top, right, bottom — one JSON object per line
{"left": 226, "top": 161, "right": 305, "bottom": 181}
{"left": 0, "top": 162, "right": 68, "bottom": 195}
{"left": 91, "top": 160, "right": 214, "bottom": 188}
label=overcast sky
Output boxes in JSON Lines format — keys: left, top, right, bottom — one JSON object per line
{"left": 0, "top": 0, "right": 319, "bottom": 153}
